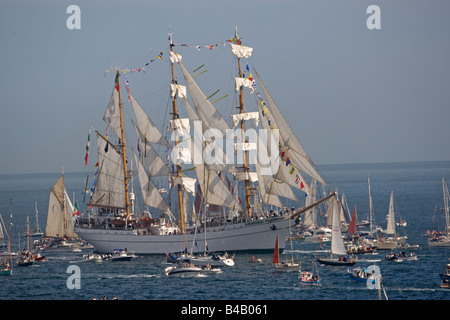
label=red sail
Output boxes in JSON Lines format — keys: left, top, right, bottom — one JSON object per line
{"left": 348, "top": 206, "right": 357, "bottom": 234}
{"left": 272, "top": 235, "right": 279, "bottom": 264}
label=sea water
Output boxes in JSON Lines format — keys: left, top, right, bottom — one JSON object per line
{"left": 0, "top": 161, "right": 449, "bottom": 301}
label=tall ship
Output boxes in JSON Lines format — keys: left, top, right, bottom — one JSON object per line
{"left": 74, "top": 29, "right": 333, "bottom": 254}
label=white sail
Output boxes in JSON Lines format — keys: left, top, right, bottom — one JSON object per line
{"left": 257, "top": 100, "right": 310, "bottom": 196}
{"left": 129, "top": 90, "right": 170, "bottom": 147}
{"left": 102, "top": 79, "right": 122, "bottom": 139}
{"left": 186, "top": 99, "right": 244, "bottom": 212}
{"left": 304, "top": 179, "right": 317, "bottom": 226}
{"left": 255, "top": 161, "right": 297, "bottom": 207}
{"left": 330, "top": 197, "right": 347, "bottom": 255}
{"left": 63, "top": 189, "right": 78, "bottom": 238}
{"left": 46, "top": 175, "right": 65, "bottom": 238}
{"left": 92, "top": 133, "right": 126, "bottom": 209}
{"left": 386, "top": 191, "right": 396, "bottom": 235}
{"left": 131, "top": 150, "right": 173, "bottom": 217}
{"left": 132, "top": 120, "right": 170, "bottom": 177}
{"left": 444, "top": 178, "right": 450, "bottom": 231}
{"left": 178, "top": 61, "right": 230, "bottom": 133}
{"left": 254, "top": 69, "right": 328, "bottom": 187}
{"left": 46, "top": 175, "right": 77, "bottom": 238}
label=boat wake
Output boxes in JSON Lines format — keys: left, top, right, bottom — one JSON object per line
{"left": 357, "top": 258, "right": 382, "bottom": 263}
{"left": 103, "top": 273, "right": 159, "bottom": 279}
{"left": 289, "top": 249, "right": 330, "bottom": 254}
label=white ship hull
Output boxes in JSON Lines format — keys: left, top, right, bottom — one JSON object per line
{"left": 74, "top": 216, "right": 291, "bottom": 254}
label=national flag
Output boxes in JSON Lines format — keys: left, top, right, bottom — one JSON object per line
{"left": 125, "top": 75, "right": 131, "bottom": 101}
{"left": 84, "top": 131, "right": 90, "bottom": 166}
{"left": 289, "top": 167, "right": 295, "bottom": 175}
{"left": 104, "top": 126, "right": 109, "bottom": 153}
{"left": 285, "top": 157, "right": 291, "bottom": 166}
{"left": 72, "top": 201, "right": 80, "bottom": 217}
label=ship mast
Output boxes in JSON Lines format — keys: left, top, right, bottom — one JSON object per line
{"left": 116, "top": 71, "right": 131, "bottom": 222}
{"left": 235, "top": 28, "right": 252, "bottom": 218}
{"left": 169, "top": 31, "right": 185, "bottom": 234}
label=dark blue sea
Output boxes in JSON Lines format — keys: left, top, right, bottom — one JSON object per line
{"left": 0, "top": 161, "right": 449, "bottom": 303}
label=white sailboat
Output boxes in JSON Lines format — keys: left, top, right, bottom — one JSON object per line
{"left": 74, "top": 29, "right": 333, "bottom": 254}
{"left": 45, "top": 173, "right": 78, "bottom": 247}
{"left": 316, "top": 197, "right": 357, "bottom": 266}
{"left": 374, "top": 191, "right": 406, "bottom": 250}
{"left": 30, "top": 201, "right": 44, "bottom": 238}
{"left": 428, "top": 178, "right": 450, "bottom": 246}
{"left": 0, "top": 213, "right": 13, "bottom": 276}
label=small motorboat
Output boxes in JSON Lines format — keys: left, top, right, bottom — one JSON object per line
{"left": 348, "top": 266, "right": 382, "bottom": 283}
{"left": 201, "top": 264, "right": 222, "bottom": 274}
{"left": 187, "top": 252, "right": 235, "bottom": 267}
{"left": 346, "top": 244, "right": 377, "bottom": 255}
{"left": 439, "top": 258, "right": 450, "bottom": 289}
{"left": 249, "top": 256, "right": 262, "bottom": 263}
{"left": 110, "top": 249, "right": 135, "bottom": 262}
{"left": 165, "top": 262, "right": 202, "bottom": 277}
{"left": 385, "top": 251, "right": 418, "bottom": 262}
{"left": 34, "top": 253, "right": 45, "bottom": 262}
{"left": 83, "top": 253, "right": 103, "bottom": 262}
{"left": 298, "top": 262, "right": 321, "bottom": 285}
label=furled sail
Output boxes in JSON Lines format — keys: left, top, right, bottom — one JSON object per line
{"left": 230, "top": 43, "right": 253, "bottom": 59}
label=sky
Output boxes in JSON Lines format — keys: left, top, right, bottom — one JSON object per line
{"left": 1, "top": 0, "right": 450, "bottom": 175}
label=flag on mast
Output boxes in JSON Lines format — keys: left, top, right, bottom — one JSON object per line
{"left": 84, "top": 130, "right": 91, "bottom": 166}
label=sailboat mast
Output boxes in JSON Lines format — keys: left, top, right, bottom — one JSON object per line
{"left": 62, "top": 170, "right": 67, "bottom": 237}
{"left": 169, "top": 32, "right": 185, "bottom": 234}
{"left": 235, "top": 29, "right": 252, "bottom": 218}
{"left": 116, "top": 71, "right": 131, "bottom": 221}
{"left": 443, "top": 178, "right": 450, "bottom": 232}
